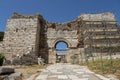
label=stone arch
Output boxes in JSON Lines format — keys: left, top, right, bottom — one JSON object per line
{"left": 54, "top": 41, "right": 68, "bottom": 49}
{"left": 52, "top": 38, "right": 71, "bottom": 48}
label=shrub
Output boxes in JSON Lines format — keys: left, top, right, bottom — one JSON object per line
{"left": 0, "top": 32, "right": 4, "bottom": 41}
{"left": 0, "top": 53, "right": 5, "bottom": 66}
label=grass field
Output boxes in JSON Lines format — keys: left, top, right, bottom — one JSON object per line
{"left": 80, "top": 58, "right": 120, "bottom": 79}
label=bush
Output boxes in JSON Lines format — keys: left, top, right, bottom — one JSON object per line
{"left": 0, "top": 32, "right": 4, "bottom": 41}
{"left": 0, "top": 53, "right": 5, "bottom": 66}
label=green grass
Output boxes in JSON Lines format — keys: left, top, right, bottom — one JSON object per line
{"left": 80, "top": 58, "right": 120, "bottom": 79}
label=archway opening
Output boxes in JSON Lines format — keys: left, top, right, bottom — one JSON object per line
{"left": 55, "top": 41, "right": 68, "bottom": 63}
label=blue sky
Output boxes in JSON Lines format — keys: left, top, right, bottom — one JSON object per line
{"left": 56, "top": 42, "right": 67, "bottom": 53}
{"left": 0, "top": 0, "right": 120, "bottom": 31}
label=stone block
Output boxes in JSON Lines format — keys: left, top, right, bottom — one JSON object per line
{"left": 0, "top": 66, "right": 14, "bottom": 74}
{"left": 8, "top": 72, "right": 22, "bottom": 80}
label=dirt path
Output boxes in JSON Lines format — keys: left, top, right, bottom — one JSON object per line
{"left": 15, "top": 65, "right": 46, "bottom": 80}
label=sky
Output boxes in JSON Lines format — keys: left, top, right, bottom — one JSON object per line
{"left": 0, "top": 0, "right": 120, "bottom": 31}
{"left": 56, "top": 42, "right": 67, "bottom": 53}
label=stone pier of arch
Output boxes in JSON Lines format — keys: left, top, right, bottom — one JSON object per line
{"left": 47, "top": 37, "right": 84, "bottom": 63}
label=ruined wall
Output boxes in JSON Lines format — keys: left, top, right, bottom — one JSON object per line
{"left": 0, "top": 42, "right": 3, "bottom": 53}
{"left": 79, "top": 12, "right": 120, "bottom": 58}
{"left": 1, "top": 12, "right": 119, "bottom": 64}
{"left": 2, "top": 13, "right": 43, "bottom": 59}
{"left": 78, "top": 12, "right": 116, "bottom": 22}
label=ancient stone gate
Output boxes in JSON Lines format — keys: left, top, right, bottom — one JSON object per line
{"left": 0, "top": 12, "right": 120, "bottom": 64}
{"left": 47, "top": 24, "right": 80, "bottom": 63}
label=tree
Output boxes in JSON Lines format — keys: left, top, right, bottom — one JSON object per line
{"left": 0, "top": 32, "right": 4, "bottom": 41}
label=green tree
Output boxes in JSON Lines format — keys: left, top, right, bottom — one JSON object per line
{"left": 0, "top": 32, "right": 4, "bottom": 41}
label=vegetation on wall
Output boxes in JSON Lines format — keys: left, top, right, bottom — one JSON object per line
{"left": 0, "top": 32, "right": 4, "bottom": 41}
{"left": 0, "top": 53, "right": 5, "bottom": 66}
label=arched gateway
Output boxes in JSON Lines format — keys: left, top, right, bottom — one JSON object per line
{"left": 1, "top": 12, "right": 120, "bottom": 64}
{"left": 47, "top": 26, "right": 80, "bottom": 63}
{"left": 55, "top": 41, "right": 68, "bottom": 63}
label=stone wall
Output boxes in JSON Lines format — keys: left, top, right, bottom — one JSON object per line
{"left": 1, "top": 12, "right": 119, "bottom": 64}
{"left": 46, "top": 22, "right": 80, "bottom": 63}
{"left": 78, "top": 12, "right": 116, "bottom": 22}
{"left": 2, "top": 13, "right": 43, "bottom": 60}
{"left": 0, "top": 41, "right": 3, "bottom": 53}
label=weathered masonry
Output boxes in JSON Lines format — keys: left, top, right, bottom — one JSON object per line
{"left": 0, "top": 12, "right": 120, "bottom": 64}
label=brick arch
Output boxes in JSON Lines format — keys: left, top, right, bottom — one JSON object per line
{"left": 52, "top": 38, "right": 71, "bottom": 48}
